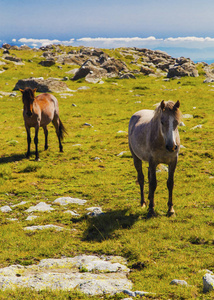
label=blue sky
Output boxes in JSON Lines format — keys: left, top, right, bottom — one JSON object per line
{"left": 1, "top": 0, "right": 214, "bottom": 62}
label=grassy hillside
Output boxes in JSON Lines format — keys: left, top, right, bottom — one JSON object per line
{"left": 0, "top": 46, "right": 213, "bottom": 299}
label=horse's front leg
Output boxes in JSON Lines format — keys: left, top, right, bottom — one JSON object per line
{"left": 25, "top": 126, "right": 31, "bottom": 158}
{"left": 148, "top": 160, "right": 157, "bottom": 217}
{"left": 167, "top": 158, "right": 177, "bottom": 216}
{"left": 34, "top": 125, "right": 40, "bottom": 161}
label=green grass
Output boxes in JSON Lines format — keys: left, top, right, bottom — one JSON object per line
{"left": 0, "top": 47, "right": 213, "bottom": 299}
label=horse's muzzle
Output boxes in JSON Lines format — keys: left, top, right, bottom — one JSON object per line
{"left": 166, "top": 144, "right": 178, "bottom": 152}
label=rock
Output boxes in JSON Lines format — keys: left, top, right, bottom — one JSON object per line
{"left": 25, "top": 202, "right": 54, "bottom": 212}
{"left": 117, "top": 151, "right": 128, "bottom": 157}
{"left": 14, "top": 77, "right": 70, "bottom": 93}
{"left": 167, "top": 61, "right": 198, "bottom": 78}
{"left": 4, "top": 56, "right": 22, "bottom": 63}
{"left": 0, "top": 255, "right": 132, "bottom": 295}
{"left": 26, "top": 216, "right": 38, "bottom": 221}
{"left": 119, "top": 73, "right": 136, "bottom": 79}
{"left": 183, "top": 114, "right": 193, "bottom": 118}
{"left": 140, "top": 65, "right": 155, "bottom": 75}
{"left": 86, "top": 207, "right": 103, "bottom": 217}
{"left": 191, "top": 124, "right": 202, "bottom": 130}
{"left": 24, "top": 224, "right": 65, "bottom": 231}
{"left": 72, "top": 59, "right": 108, "bottom": 82}
{"left": 53, "top": 197, "right": 87, "bottom": 206}
{"left": 0, "top": 205, "right": 12, "bottom": 213}
{"left": 170, "top": 279, "right": 188, "bottom": 286}
{"left": 39, "top": 58, "right": 55, "bottom": 67}
{"left": 2, "top": 43, "right": 11, "bottom": 49}
{"left": 83, "top": 123, "right": 93, "bottom": 127}
{"left": 203, "top": 273, "right": 214, "bottom": 292}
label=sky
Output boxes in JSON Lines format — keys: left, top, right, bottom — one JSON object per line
{"left": 1, "top": 0, "right": 214, "bottom": 62}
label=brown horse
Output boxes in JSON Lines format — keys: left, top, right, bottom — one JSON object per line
{"left": 20, "top": 87, "right": 66, "bottom": 160}
{"left": 128, "top": 100, "right": 181, "bottom": 217}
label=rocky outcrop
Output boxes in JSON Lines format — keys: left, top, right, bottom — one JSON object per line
{"left": 14, "top": 77, "right": 70, "bottom": 92}
{"left": 167, "top": 57, "right": 198, "bottom": 78}
{"left": 0, "top": 255, "right": 132, "bottom": 295}
{"left": 71, "top": 49, "right": 130, "bottom": 82}
{"left": 1, "top": 44, "right": 199, "bottom": 81}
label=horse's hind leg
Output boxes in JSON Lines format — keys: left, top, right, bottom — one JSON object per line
{"left": 131, "top": 151, "right": 146, "bottom": 208}
{"left": 43, "top": 126, "right": 48, "bottom": 150}
{"left": 167, "top": 159, "right": 177, "bottom": 216}
{"left": 25, "top": 126, "right": 31, "bottom": 158}
{"left": 34, "top": 126, "right": 40, "bottom": 161}
{"left": 52, "top": 116, "right": 63, "bottom": 152}
{"left": 148, "top": 160, "right": 157, "bottom": 217}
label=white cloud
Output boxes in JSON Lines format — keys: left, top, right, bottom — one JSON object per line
{"left": 18, "top": 38, "right": 75, "bottom": 47}
{"left": 16, "top": 36, "right": 214, "bottom": 49}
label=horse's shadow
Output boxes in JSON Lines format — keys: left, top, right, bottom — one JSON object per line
{"left": 77, "top": 209, "right": 142, "bottom": 242}
{"left": 0, "top": 153, "right": 26, "bottom": 164}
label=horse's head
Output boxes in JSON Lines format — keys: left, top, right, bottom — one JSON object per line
{"left": 20, "top": 88, "right": 37, "bottom": 117}
{"left": 159, "top": 100, "right": 181, "bottom": 152}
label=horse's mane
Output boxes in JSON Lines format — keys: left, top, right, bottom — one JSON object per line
{"left": 154, "top": 101, "right": 182, "bottom": 122}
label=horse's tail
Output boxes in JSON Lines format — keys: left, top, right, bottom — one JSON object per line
{"left": 59, "top": 119, "right": 67, "bottom": 140}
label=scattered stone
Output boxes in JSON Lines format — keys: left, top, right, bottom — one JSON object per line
{"left": 123, "top": 290, "right": 136, "bottom": 297}
{"left": 25, "top": 202, "right": 54, "bottom": 213}
{"left": 170, "top": 279, "right": 188, "bottom": 286}
{"left": 53, "top": 197, "right": 87, "bottom": 206}
{"left": 203, "top": 273, "right": 214, "bottom": 293}
{"left": 11, "top": 201, "right": 27, "bottom": 207}
{"left": 86, "top": 207, "right": 103, "bottom": 217}
{"left": 191, "top": 124, "right": 202, "bottom": 130}
{"left": 183, "top": 114, "right": 193, "bottom": 118}
{"left": 23, "top": 224, "right": 65, "bottom": 231}
{"left": 77, "top": 86, "right": 90, "bottom": 90}
{"left": 157, "top": 164, "right": 168, "bottom": 172}
{"left": 117, "top": 151, "right": 128, "bottom": 157}
{"left": 117, "top": 130, "right": 127, "bottom": 134}
{"left": 0, "top": 205, "right": 12, "bottom": 213}
{"left": 26, "top": 216, "right": 38, "bottom": 221}
{"left": 123, "top": 290, "right": 151, "bottom": 297}
{"left": 83, "top": 123, "right": 93, "bottom": 127}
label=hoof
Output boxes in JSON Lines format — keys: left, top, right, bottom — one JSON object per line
{"left": 167, "top": 211, "right": 176, "bottom": 217}
{"left": 167, "top": 207, "right": 175, "bottom": 217}
{"left": 35, "top": 157, "right": 40, "bottom": 162}
{"left": 147, "top": 209, "right": 157, "bottom": 218}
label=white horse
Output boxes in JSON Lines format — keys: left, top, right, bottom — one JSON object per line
{"left": 128, "top": 100, "right": 181, "bottom": 217}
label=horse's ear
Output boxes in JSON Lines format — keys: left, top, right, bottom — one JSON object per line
{"left": 19, "top": 89, "right": 24, "bottom": 94}
{"left": 33, "top": 88, "right": 37, "bottom": 94}
{"left": 174, "top": 100, "right": 180, "bottom": 109}
{"left": 161, "top": 100, "right": 165, "bottom": 110}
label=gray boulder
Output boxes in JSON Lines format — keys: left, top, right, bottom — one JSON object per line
{"left": 39, "top": 58, "right": 55, "bottom": 67}
{"left": 14, "top": 77, "right": 70, "bottom": 93}
{"left": 203, "top": 273, "right": 214, "bottom": 292}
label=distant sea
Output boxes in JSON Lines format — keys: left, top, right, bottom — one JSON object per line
{"left": 1, "top": 39, "right": 214, "bottom": 64}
